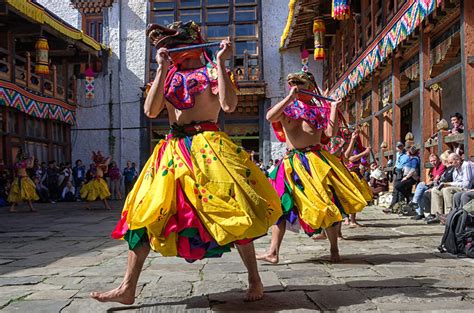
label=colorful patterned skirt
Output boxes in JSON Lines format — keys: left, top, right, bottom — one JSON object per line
{"left": 7, "top": 176, "right": 39, "bottom": 203}
{"left": 269, "top": 145, "right": 368, "bottom": 236}
{"left": 80, "top": 178, "right": 111, "bottom": 201}
{"left": 112, "top": 122, "right": 282, "bottom": 262}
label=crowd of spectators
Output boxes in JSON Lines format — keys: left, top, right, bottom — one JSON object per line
{"left": 0, "top": 158, "right": 139, "bottom": 207}
{"left": 381, "top": 112, "right": 474, "bottom": 224}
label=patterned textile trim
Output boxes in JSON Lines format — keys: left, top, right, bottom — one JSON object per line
{"left": 0, "top": 80, "right": 76, "bottom": 125}
{"left": 5, "top": 0, "right": 106, "bottom": 51}
{"left": 330, "top": 0, "right": 439, "bottom": 99}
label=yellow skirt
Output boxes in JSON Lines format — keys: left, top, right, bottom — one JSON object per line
{"left": 80, "top": 178, "right": 111, "bottom": 201}
{"left": 112, "top": 129, "right": 282, "bottom": 260}
{"left": 7, "top": 176, "right": 39, "bottom": 203}
{"left": 350, "top": 171, "right": 373, "bottom": 202}
{"left": 270, "top": 147, "right": 367, "bottom": 235}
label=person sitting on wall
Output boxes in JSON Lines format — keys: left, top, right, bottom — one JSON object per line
{"left": 408, "top": 153, "right": 446, "bottom": 220}
{"left": 394, "top": 145, "right": 421, "bottom": 204}
{"left": 447, "top": 112, "right": 465, "bottom": 156}
{"left": 426, "top": 152, "right": 473, "bottom": 224}
{"left": 383, "top": 141, "right": 409, "bottom": 213}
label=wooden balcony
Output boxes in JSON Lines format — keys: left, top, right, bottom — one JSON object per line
{"left": 0, "top": 47, "right": 76, "bottom": 105}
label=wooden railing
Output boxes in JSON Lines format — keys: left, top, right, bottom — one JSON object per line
{"left": 234, "top": 51, "right": 261, "bottom": 82}
{"left": 0, "top": 49, "right": 76, "bottom": 105}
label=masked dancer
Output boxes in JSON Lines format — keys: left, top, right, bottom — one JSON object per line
{"left": 256, "top": 71, "right": 367, "bottom": 264}
{"left": 91, "top": 21, "right": 281, "bottom": 304}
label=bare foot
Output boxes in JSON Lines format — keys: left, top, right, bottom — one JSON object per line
{"left": 330, "top": 249, "right": 341, "bottom": 263}
{"left": 256, "top": 253, "right": 278, "bottom": 264}
{"left": 338, "top": 233, "right": 345, "bottom": 240}
{"left": 349, "top": 222, "right": 363, "bottom": 228}
{"left": 29, "top": 208, "right": 38, "bottom": 212}
{"left": 245, "top": 280, "right": 264, "bottom": 302}
{"left": 312, "top": 233, "right": 327, "bottom": 240}
{"left": 90, "top": 286, "right": 135, "bottom": 305}
{"left": 8, "top": 208, "right": 17, "bottom": 213}
{"left": 343, "top": 218, "right": 350, "bottom": 225}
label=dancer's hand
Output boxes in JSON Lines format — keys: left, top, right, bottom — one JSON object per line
{"left": 217, "top": 37, "right": 232, "bottom": 62}
{"left": 289, "top": 86, "right": 298, "bottom": 98}
{"left": 156, "top": 48, "right": 171, "bottom": 67}
{"left": 331, "top": 98, "right": 342, "bottom": 108}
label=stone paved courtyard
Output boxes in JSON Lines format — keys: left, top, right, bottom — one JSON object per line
{"left": 0, "top": 201, "right": 473, "bottom": 312}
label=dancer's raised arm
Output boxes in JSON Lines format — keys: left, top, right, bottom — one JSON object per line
{"left": 144, "top": 48, "right": 171, "bottom": 118}
{"left": 324, "top": 99, "right": 341, "bottom": 138}
{"left": 217, "top": 38, "right": 238, "bottom": 112}
{"left": 266, "top": 87, "right": 298, "bottom": 122}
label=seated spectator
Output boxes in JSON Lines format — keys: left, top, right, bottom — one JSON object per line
{"left": 384, "top": 145, "right": 418, "bottom": 213}
{"left": 447, "top": 113, "right": 465, "bottom": 156}
{"left": 395, "top": 145, "right": 420, "bottom": 201}
{"left": 409, "top": 153, "right": 446, "bottom": 220}
{"left": 61, "top": 181, "right": 76, "bottom": 202}
{"left": 369, "top": 163, "right": 389, "bottom": 197}
{"left": 427, "top": 153, "right": 473, "bottom": 223}
{"left": 34, "top": 176, "right": 49, "bottom": 203}
{"left": 452, "top": 189, "right": 474, "bottom": 212}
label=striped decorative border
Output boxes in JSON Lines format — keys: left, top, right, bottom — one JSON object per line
{"left": 330, "top": 0, "right": 441, "bottom": 99}
{"left": 0, "top": 80, "right": 76, "bottom": 125}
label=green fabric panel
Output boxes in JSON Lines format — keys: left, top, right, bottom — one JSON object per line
{"left": 281, "top": 192, "right": 294, "bottom": 213}
{"left": 268, "top": 163, "right": 279, "bottom": 179}
{"left": 179, "top": 228, "right": 199, "bottom": 238}
{"left": 124, "top": 228, "right": 147, "bottom": 250}
{"left": 204, "top": 245, "right": 231, "bottom": 258}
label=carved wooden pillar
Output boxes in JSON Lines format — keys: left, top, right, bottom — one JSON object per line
{"left": 25, "top": 52, "right": 31, "bottom": 88}
{"left": 461, "top": 0, "right": 474, "bottom": 159}
{"left": 392, "top": 54, "right": 401, "bottom": 152}
{"left": 419, "top": 25, "right": 431, "bottom": 171}
{"left": 372, "top": 74, "right": 380, "bottom": 157}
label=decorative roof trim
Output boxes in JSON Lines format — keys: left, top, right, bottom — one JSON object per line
{"left": 0, "top": 80, "right": 76, "bottom": 125}
{"left": 5, "top": 0, "right": 106, "bottom": 51}
{"left": 329, "top": 0, "right": 442, "bottom": 99}
{"left": 70, "top": 0, "right": 114, "bottom": 15}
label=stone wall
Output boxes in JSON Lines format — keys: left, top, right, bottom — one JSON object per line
{"left": 41, "top": 1, "right": 148, "bottom": 169}
{"left": 261, "top": 0, "right": 323, "bottom": 163}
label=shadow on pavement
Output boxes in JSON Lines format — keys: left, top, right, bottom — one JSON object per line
{"left": 104, "top": 278, "right": 455, "bottom": 312}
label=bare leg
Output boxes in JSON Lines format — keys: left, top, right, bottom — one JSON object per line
{"left": 337, "top": 222, "right": 344, "bottom": 239}
{"left": 349, "top": 213, "right": 362, "bottom": 228}
{"left": 256, "top": 221, "right": 286, "bottom": 264}
{"left": 103, "top": 199, "right": 112, "bottom": 210}
{"left": 236, "top": 242, "right": 264, "bottom": 302}
{"left": 343, "top": 216, "right": 350, "bottom": 225}
{"left": 27, "top": 201, "right": 37, "bottom": 212}
{"left": 325, "top": 224, "right": 340, "bottom": 263}
{"left": 9, "top": 203, "right": 18, "bottom": 213}
{"left": 312, "top": 229, "right": 327, "bottom": 240}
{"left": 91, "top": 243, "right": 150, "bottom": 304}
